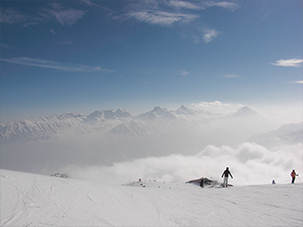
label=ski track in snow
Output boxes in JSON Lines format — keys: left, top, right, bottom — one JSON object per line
{"left": 1, "top": 169, "right": 303, "bottom": 227}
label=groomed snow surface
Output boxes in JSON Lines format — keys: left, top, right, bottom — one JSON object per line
{"left": 1, "top": 169, "right": 302, "bottom": 227}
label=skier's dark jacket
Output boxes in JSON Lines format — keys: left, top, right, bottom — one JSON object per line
{"left": 222, "top": 169, "right": 233, "bottom": 178}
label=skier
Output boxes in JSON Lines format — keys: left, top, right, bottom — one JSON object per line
{"left": 200, "top": 178, "right": 204, "bottom": 188}
{"left": 221, "top": 167, "right": 233, "bottom": 187}
{"left": 291, "top": 170, "right": 298, "bottom": 184}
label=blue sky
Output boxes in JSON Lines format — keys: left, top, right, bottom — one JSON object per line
{"left": 0, "top": 0, "right": 302, "bottom": 123}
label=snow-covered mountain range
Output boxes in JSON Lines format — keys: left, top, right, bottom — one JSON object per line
{"left": 0, "top": 105, "right": 272, "bottom": 144}
{"left": 2, "top": 105, "right": 302, "bottom": 148}
{"left": 1, "top": 105, "right": 301, "bottom": 174}
{"left": 0, "top": 109, "right": 132, "bottom": 142}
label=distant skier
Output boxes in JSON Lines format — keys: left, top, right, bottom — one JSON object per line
{"left": 291, "top": 170, "right": 298, "bottom": 184}
{"left": 221, "top": 167, "right": 233, "bottom": 187}
{"left": 200, "top": 178, "right": 204, "bottom": 188}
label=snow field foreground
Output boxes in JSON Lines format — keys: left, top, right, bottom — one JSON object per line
{"left": 1, "top": 169, "right": 302, "bottom": 227}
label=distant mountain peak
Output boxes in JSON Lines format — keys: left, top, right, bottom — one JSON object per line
{"left": 152, "top": 106, "right": 163, "bottom": 112}
{"left": 116, "top": 108, "right": 127, "bottom": 113}
{"left": 178, "top": 105, "right": 189, "bottom": 111}
{"left": 232, "top": 106, "right": 258, "bottom": 117}
{"left": 175, "top": 105, "right": 196, "bottom": 115}
{"left": 114, "top": 108, "right": 133, "bottom": 118}
{"left": 239, "top": 106, "right": 253, "bottom": 111}
{"left": 86, "top": 109, "right": 132, "bottom": 122}
{"left": 137, "top": 106, "right": 176, "bottom": 121}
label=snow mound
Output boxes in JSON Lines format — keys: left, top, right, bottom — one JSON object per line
{"left": 50, "top": 173, "right": 69, "bottom": 178}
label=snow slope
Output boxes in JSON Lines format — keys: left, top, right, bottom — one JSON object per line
{"left": 1, "top": 169, "right": 302, "bottom": 227}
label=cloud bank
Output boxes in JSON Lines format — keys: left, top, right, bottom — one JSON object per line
{"left": 65, "top": 142, "right": 302, "bottom": 186}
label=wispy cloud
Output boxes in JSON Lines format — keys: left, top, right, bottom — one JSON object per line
{"left": 271, "top": 58, "right": 303, "bottom": 67}
{"left": 192, "top": 101, "right": 244, "bottom": 114}
{"left": 0, "top": 57, "right": 112, "bottom": 72}
{"left": 167, "top": 0, "right": 203, "bottom": 10}
{"left": 40, "top": 3, "right": 87, "bottom": 26}
{"left": 191, "top": 28, "right": 220, "bottom": 44}
{"left": 126, "top": 11, "right": 199, "bottom": 26}
{"left": 203, "top": 29, "right": 219, "bottom": 43}
{"left": 204, "top": 1, "right": 240, "bottom": 11}
{"left": 60, "top": 41, "right": 73, "bottom": 45}
{"left": 192, "top": 35, "right": 201, "bottom": 44}
{"left": 289, "top": 80, "right": 303, "bottom": 84}
{"left": 179, "top": 69, "right": 190, "bottom": 76}
{"left": 224, "top": 74, "right": 242, "bottom": 79}
{"left": 167, "top": 0, "right": 240, "bottom": 11}
{"left": 0, "top": 43, "right": 11, "bottom": 49}
{"left": 1, "top": 3, "right": 86, "bottom": 26}
{"left": 0, "top": 8, "right": 26, "bottom": 24}
{"left": 121, "top": 0, "right": 240, "bottom": 26}
{"left": 81, "top": 0, "right": 94, "bottom": 7}
{"left": 80, "top": 0, "right": 112, "bottom": 12}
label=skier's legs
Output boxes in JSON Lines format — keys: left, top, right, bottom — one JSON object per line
{"left": 223, "top": 176, "right": 228, "bottom": 186}
{"left": 292, "top": 177, "right": 295, "bottom": 184}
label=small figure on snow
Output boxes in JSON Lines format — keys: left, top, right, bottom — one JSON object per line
{"left": 221, "top": 167, "right": 233, "bottom": 187}
{"left": 200, "top": 178, "right": 204, "bottom": 188}
{"left": 291, "top": 170, "right": 298, "bottom": 184}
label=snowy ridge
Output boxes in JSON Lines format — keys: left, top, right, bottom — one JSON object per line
{"left": 230, "top": 106, "right": 260, "bottom": 118}
{"left": 109, "top": 121, "right": 152, "bottom": 136}
{"left": 0, "top": 109, "right": 133, "bottom": 142}
{"left": 249, "top": 122, "right": 303, "bottom": 147}
{"left": 0, "top": 112, "right": 86, "bottom": 142}
{"left": 0, "top": 105, "right": 273, "bottom": 144}
{"left": 85, "top": 108, "right": 133, "bottom": 123}
{"left": 1, "top": 169, "right": 302, "bottom": 227}
{"left": 136, "top": 106, "right": 177, "bottom": 121}
{"left": 175, "top": 105, "right": 198, "bottom": 115}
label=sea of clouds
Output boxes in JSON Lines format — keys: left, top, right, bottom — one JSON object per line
{"left": 64, "top": 142, "right": 303, "bottom": 186}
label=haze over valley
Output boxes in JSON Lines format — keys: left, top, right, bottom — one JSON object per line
{"left": 1, "top": 105, "right": 301, "bottom": 186}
